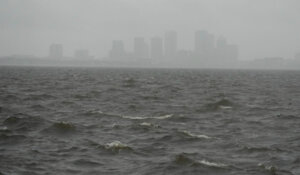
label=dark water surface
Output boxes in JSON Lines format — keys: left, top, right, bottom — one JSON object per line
{"left": 0, "top": 66, "right": 299, "bottom": 175}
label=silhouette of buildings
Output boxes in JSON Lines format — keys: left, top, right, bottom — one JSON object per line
{"left": 150, "top": 37, "right": 163, "bottom": 60}
{"left": 109, "top": 40, "right": 126, "bottom": 60}
{"left": 194, "top": 30, "right": 215, "bottom": 58}
{"left": 295, "top": 52, "right": 300, "bottom": 60}
{"left": 49, "top": 44, "right": 63, "bottom": 59}
{"left": 134, "top": 37, "right": 149, "bottom": 59}
{"left": 106, "top": 30, "right": 239, "bottom": 68}
{"left": 74, "top": 49, "right": 91, "bottom": 59}
{"left": 216, "top": 36, "right": 238, "bottom": 63}
{"left": 164, "top": 31, "right": 177, "bottom": 58}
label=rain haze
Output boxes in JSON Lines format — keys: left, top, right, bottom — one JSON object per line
{"left": 1, "top": 1, "right": 300, "bottom": 175}
{"left": 0, "top": 0, "right": 300, "bottom": 67}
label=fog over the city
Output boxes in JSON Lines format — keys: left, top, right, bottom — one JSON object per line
{"left": 0, "top": 0, "right": 300, "bottom": 62}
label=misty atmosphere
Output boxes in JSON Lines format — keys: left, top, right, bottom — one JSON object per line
{"left": 1, "top": 1, "right": 300, "bottom": 175}
{"left": 0, "top": 0, "right": 300, "bottom": 69}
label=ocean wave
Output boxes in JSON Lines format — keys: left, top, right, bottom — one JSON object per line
{"left": 29, "top": 104, "right": 48, "bottom": 111}
{"left": 239, "top": 145, "right": 285, "bottom": 153}
{"left": 174, "top": 153, "right": 194, "bottom": 165}
{"left": 174, "top": 153, "right": 227, "bottom": 169}
{"left": 0, "top": 126, "right": 8, "bottom": 131}
{"left": 219, "top": 105, "right": 233, "bottom": 109}
{"left": 275, "top": 114, "right": 300, "bottom": 120}
{"left": 122, "top": 116, "right": 145, "bottom": 120}
{"left": 72, "top": 159, "right": 103, "bottom": 167}
{"left": 122, "top": 114, "right": 173, "bottom": 120}
{"left": 180, "top": 130, "right": 211, "bottom": 139}
{"left": 122, "top": 77, "right": 138, "bottom": 88}
{"left": 153, "top": 114, "right": 173, "bottom": 119}
{"left": 24, "top": 93, "right": 55, "bottom": 101}
{"left": 0, "top": 134, "right": 26, "bottom": 145}
{"left": 41, "top": 122, "right": 76, "bottom": 135}
{"left": 129, "top": 122, "right": 160, "bottom": 130}
{"left": 3, "top": 94, "right": 20, "bottom": 102}
{"left": 258, "top": 163, "right": 277, "bottom": 174}
{"left": 3, "top": 114, "right": 45, "bottom": 132}
{"left": 259, "top": 163, "right": 295, "bottom": 175}
{"left": 103, "top": 141, "right": 132, "bottom": 153}
{"left": 140, "top": 122, "right": 152, "bottom": 127}
{"left": 197, "top": 159, "right": 227, "bottom": 168}
{"left": 203, "top": 99, "right": 235, "bottom": 111}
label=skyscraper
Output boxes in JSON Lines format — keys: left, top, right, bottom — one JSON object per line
{"left": 134, "top": 37, "right": 149, "bottom": 59}
{"left": 194, "top": 30, "right": 214, "bottom": 56}
{"left": 164, "top": 31, "right": 177, "bottom": 58}
{"left": 216, "top": 36, "right": 238, "bottom": 62}
{"left": 295, "top": 52, "right": 300, "bottom": 60}
{"left": 216, "top": 36, "right": 227, "bottom": 49}
{"left": 109, "top": 40, "right": 125, "bottom": 59}
{"left": 49, "top": 44, "right": 63, "bottom": 59}
{"left": 150, "top": 37, "right": 163, "bottom": 59}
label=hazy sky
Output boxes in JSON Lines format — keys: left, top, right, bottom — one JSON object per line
{"left": 0, "top": 0, "right": 300, "bottom": 60}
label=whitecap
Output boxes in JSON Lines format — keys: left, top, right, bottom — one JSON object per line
{"left": 105, "top": 141, "right": 129, "bottom": 149}
{"left": 258, "top": 163, "right": 276, "bottom": 172}
{"left": 122, "top": 114, "right": 173, "bottom": 120}
{"left": 96, "top": 110, "right": 103, "bottom": 114}
{"left": 198, "top": 159, "right": 227, "bottom": 167}
{"left": 122, "top": 116, "right": 145, "bottom": 120}
{"left": 0, "top": 126, "right": 8, "bottom": 131}
{"left": 219, "top": 105, "right": 232, "bottom": 109}
{"left": 182, "top": 130, "right": 211, "bottom": 139}
{"left": 153, "top": 114, "right": 173, "bottom": 119}
{"left": 140, "top": 122, "right": 152, "bottom": 127}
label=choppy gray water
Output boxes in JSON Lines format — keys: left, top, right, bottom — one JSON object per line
{"left": 0, "top": 66, "right": 299, "bottom": 175}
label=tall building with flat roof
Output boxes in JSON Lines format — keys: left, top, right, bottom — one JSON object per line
{"left": 216, "top": 36, "right": 227, "bottom": 49}
{"left": 295, "top": 52, "right": 300, "bottom": 60}
{"left": 216, "top": 36, "right": 238, "bottom": 62}
{"left": 109, "top": 40, "right": 125, "bottom": 59}
{"left": 194, "top": 30, "right": 214, "bottom": 55}
{"left": 134, "top": 37, "right": 149, "bottom": 59}
{"left": 49, "top": 44, "right": 63, "bottom": 59}
{"left": 164, "top": 31, "right": 177, "bottom": 58}
{"left": 150, "top": 37, "right": 163, "bottom": 59}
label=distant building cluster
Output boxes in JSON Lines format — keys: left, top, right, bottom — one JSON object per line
{"left": 108, "top": 30, "right": 238, "bottom": 67}
{"left": 48, "top": 44, "right": 93, "bottom": 60}
{"left": 2, "top": 31, "right": 300, "bottom": 69}
{"left": 49, "top": 44, "right": 63, "bottom": 59}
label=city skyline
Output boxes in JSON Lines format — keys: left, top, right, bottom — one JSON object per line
{"left": 1, "top": 0, "right": 300, "bottom": 60}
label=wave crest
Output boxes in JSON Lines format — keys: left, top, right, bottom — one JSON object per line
{"left": 122, "top": 114, "right": 173, "bottom": 120}
{"left": 180, "top": 130, "right": 211, "bottom": 139}
{"left": 41, "top": 122, "right": 76, "bottom": 135}
{"left": 203, "top": 99, "right": 234, "bottom": 111}
{"left": 197, "top": 159, "right": 227, "bottom": 168}
{"left": 104, "top": 141, "right": 132, "bottom": 153}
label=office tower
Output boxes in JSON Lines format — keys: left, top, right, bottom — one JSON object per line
{"left": 49, "top": 44, "right": 63, "bottom": 59}
{"left": 134, "top": 37, "right": 149, "bottom": 59}
{"left": 216, "top": 36, "right": 227, "bottom": 49}
{"left": 295, "top": 53, "right": 300, "bottom": 60}
{"left": 74, "top": 49, "right": 90, "bottom": 59}
{"left": 216, "top": 36, "right": 238, "bottom": 61}
{"left": 150, "top": 37, "right": 163, "bottom": 59}
{"left": 109, "top": 40, "right": 125, "bottom": 59}
{"left": 194, "top": 30, "right": 214, "bottom": 55}
{"left": 164, "top": 31, "right": 177, "bottom": 58}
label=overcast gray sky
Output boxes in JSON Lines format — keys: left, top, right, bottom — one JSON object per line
{"left": 0, "top": 0, "right": 300, "bottom": 60}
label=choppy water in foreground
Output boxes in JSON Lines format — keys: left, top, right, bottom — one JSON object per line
{"left": 0, "top": 66, "right": 300, "bottom": 175}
